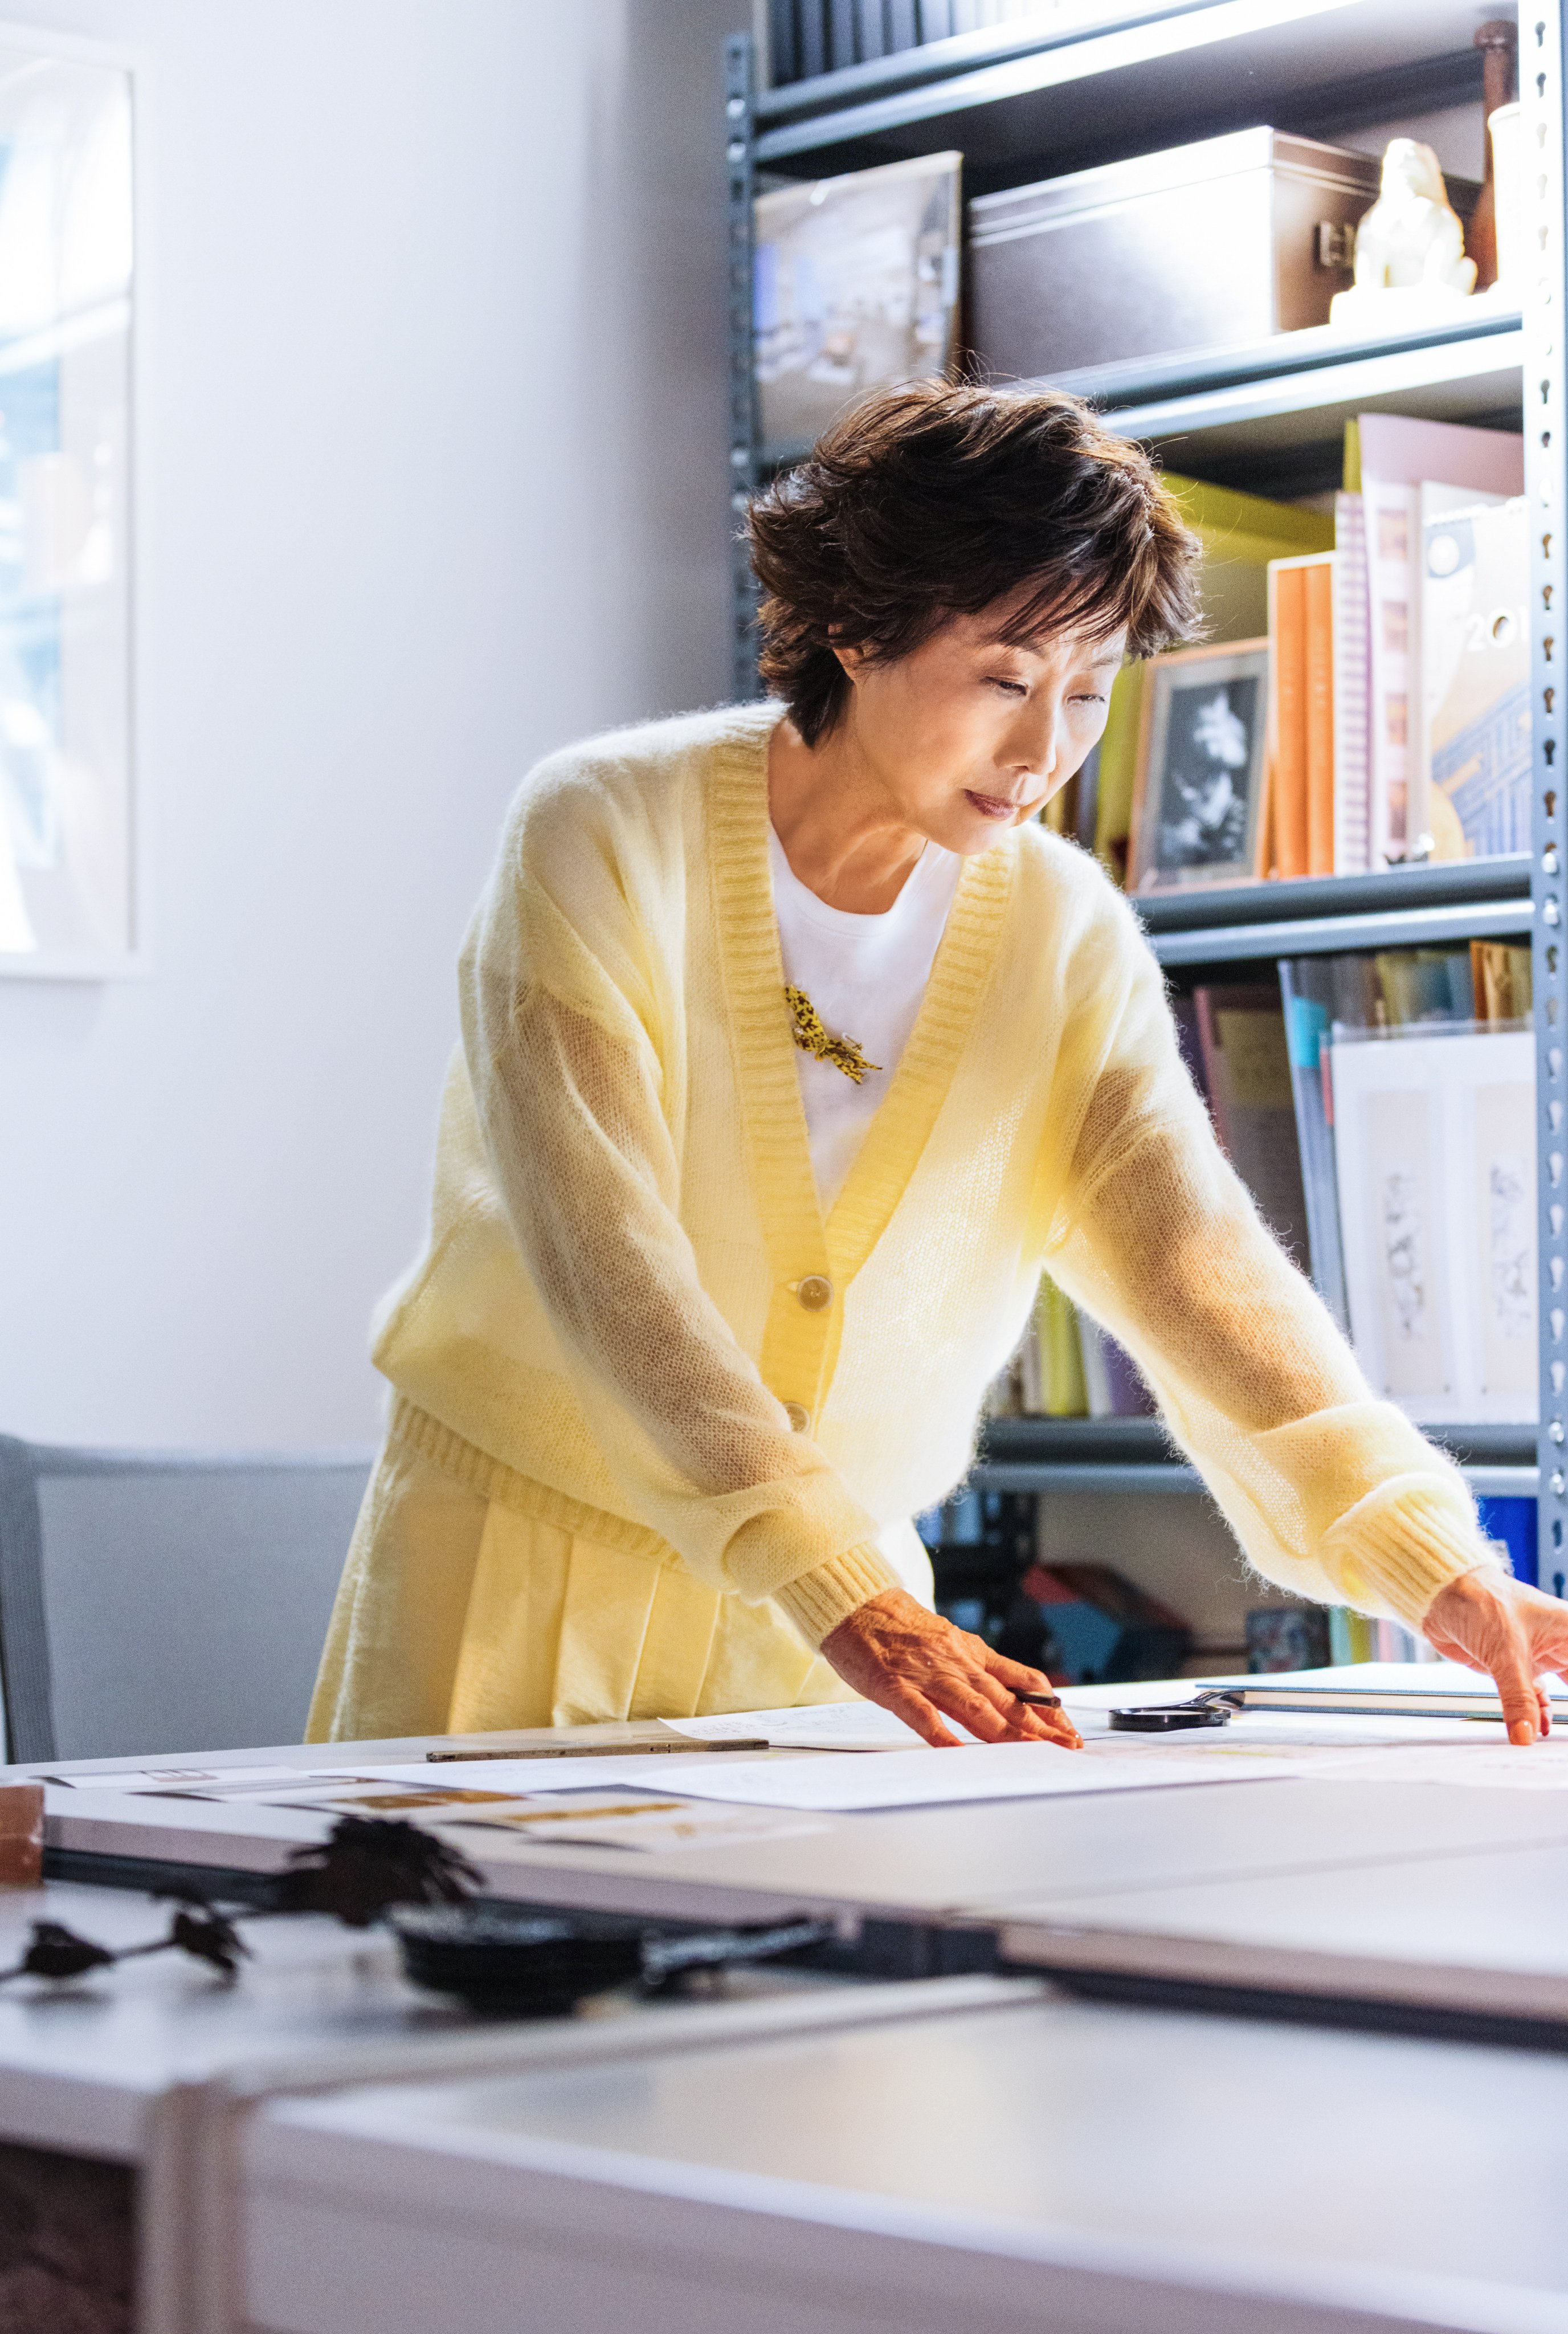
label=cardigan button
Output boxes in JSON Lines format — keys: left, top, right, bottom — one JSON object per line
{"left": 797, "top": 1275, "right": 834, "bottom": 1312}
{"left": 784, "top": 1402, "right": 811, "bottom": 1433}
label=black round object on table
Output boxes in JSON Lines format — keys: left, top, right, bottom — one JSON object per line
{"left": 391, "top": 1906, "right": 646, "bottom": 2016}
{"left": 1108, "top": 1703, "right": 1232, "bottom": 1732}
{"left": 391, "top": 1904, "right": 835, "bottom": 2017}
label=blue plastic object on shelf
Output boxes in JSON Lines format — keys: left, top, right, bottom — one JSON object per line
{"left": 1475, "top": 1494, "right": 1538, "bottom": 1589}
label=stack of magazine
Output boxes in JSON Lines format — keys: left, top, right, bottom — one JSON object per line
{"left": 1279, "top": 944, "right": 1534, "bottom": 1426}
{"left": 1267, "top": 413, "right": 1526, "bottom": 876}
{"left": 1002, "top": 935, "right": 1535, "bottom": 1433}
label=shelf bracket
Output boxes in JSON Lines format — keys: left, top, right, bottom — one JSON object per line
{"left": 1529, "top": 1, "right": 1568, "bottom": 1597}
{"left": 725, "top": 32, "right": 761, "bottom": 703}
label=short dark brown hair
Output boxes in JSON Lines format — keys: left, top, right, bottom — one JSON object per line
{"left": 747, "top": 381, "right": 1202, "bottom": 745}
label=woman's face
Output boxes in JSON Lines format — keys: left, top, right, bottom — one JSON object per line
{"left": 835, "top": 605, "right": 1126, "bottom": 856}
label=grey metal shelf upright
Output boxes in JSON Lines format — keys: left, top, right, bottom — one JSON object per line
{"left": 723, "top": 1, "right": 1564, "bottom": 1593}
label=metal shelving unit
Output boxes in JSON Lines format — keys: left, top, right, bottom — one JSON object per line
{"left": 724, "top": 0, "right": 1561, "bottom": 1583}
{"left": 973, "top": 1414, "right": 1538, "bottom": 1497}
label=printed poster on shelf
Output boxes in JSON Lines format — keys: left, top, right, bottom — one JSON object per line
{"left": 753, "top": 152, "right": 961, "bottom": 466}
{"left": 1330, "top": 1029, "right": 1537, "bottom": 1422}
{"left": 1420, "top": 496, "right": 1531, "bottom": 860}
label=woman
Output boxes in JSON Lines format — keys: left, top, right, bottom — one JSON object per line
{"left": 309, "top": 383, "right": 1568, "bottom": 1752}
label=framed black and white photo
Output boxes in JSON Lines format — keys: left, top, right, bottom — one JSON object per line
{"left": 1128, "top": 639, "right": 1270, "bottom": 895}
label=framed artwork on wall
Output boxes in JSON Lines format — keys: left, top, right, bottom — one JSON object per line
{"left": 0, "top": 31, "right": 136, "bottom": 978}
{"left": 1128, "top": 638, "right": 1271, "bottom": 895}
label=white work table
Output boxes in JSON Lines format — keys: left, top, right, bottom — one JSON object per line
{"left": 238, "top": 1981, "right": 1568, "bottom": 2334}
{"left": 996, "top": 1833, "right": 1568, "bottom": 2029}
{"left": 0, "top": 1879, "right": 471, "bottom": 2161}
{"left": 26, "top": 1715, "right": 1568, "bottom": 1939}
{"left": 0, "top": 1874, "right": 945, "bottom": 2334}
{"left": 7, "top": 1696, "right": 1568, "bottom": 2331}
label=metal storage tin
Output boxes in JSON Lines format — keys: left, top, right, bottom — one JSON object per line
{"left": 969, "top": 129, "right": 1386, "bottom": 380}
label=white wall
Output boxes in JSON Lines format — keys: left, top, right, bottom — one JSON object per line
{"left": 0, "top": 0, "right": 748, "bottom": 1447}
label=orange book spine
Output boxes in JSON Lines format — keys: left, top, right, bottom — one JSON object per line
{"left": 1305, "top": 558, "right": 1334, "bottom": 877}
{"left": 1273, "top": 564, "right": 1309, "bottom": 880}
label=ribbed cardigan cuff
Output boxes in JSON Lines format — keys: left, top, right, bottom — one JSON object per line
{"left": 1322, "top": 1479, "right": 1505, "bottom": 1627}
{"left": 773, "top": 1543, "right": 902, "bottom": 1647}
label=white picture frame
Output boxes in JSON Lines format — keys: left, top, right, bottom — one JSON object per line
{"left": 1331, "top": 1027, "right": 1537, "bottom": 1423}
{"left": 0, "top": 23, "right": 138, "bottom": 979}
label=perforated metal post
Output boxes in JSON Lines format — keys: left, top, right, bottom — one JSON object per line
{"left": 725, "top": 33, "right": 762, "bottom": 702}
{"left": 1529, "top": 4, "right": 1568, "bottom": 1597}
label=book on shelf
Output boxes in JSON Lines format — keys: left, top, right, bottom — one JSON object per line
{"left": 1326, "top": 1609, "right": 1428, "bottom": 1664}
{"left": 1421, "top": 495, "right": 1531, "bottom": 859}
{"left": 1265, "top": 550, "right": 1336, "bottom": 879}
{"left": 994, "top": 1274, "right": 1154, "bottom": 1419}
{"left": 1471, "top": 936, "right": 1532, "bottom": 1022}
{"left": 1332, "top": 488, "right": 1371, "bottom": 875}
{"left": 1253, "top": 418, "right": 1524, "bottom": 887}
{"left": 1353, "top": 413, "right": 1524, "bottom": 866}
{"left": 1277, "top": 944, "right": 1533, "bottom": 1340}
{"left": 1330, "top": 1022, "right": 1537, "bottom": 1423}
{"left": 1190, "top": 983, "right": 1310, "bottom": 1267}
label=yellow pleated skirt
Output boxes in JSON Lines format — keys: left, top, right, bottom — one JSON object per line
{"left": 305, "top": 1418, "right": 871, "bottom": 1742}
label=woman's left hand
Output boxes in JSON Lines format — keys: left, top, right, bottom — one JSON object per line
{"left": 1423, "top": 1570, "right": 1568, "bottom": 1744}
{"left": 820, "top": 1588, "right": 1083, "bottom": 1749}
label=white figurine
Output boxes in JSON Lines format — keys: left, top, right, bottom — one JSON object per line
{"left": 1329, "top": 139, "right": 1476, "bottom": 325}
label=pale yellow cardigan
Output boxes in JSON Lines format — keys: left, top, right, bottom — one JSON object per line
{"left": 369, "top": 699, "right": 1497, "bottom": 1665}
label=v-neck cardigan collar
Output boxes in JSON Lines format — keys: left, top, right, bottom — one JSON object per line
{"left": 708, "top": 712, "right": 1016, "bottom": 1441}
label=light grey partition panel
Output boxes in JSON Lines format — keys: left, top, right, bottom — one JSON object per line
{"left": 1, "top": 1441, "right": 373, "bottom": 1761}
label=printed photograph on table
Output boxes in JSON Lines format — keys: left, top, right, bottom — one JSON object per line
{"left": 753, "top": 152, "right": 961, "bottom": 466}
{"left": 1128, "top": 639, "right": 1270, "bottom": 894}
{"left": 0, "top": 40, "right": 134, "bottom": 976}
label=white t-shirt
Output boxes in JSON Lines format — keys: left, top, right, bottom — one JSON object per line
{"left": 768, "top": 827, "right": 962, "bottom": 1212}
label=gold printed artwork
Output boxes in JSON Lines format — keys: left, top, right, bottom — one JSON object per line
{"left": 785, "top": 984, "right": 882, "bottom": 1084}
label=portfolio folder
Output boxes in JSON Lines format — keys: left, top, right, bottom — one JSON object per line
{"left": 998, "top": 1834, "right": 1568, "bottom": 2045}
{"left": 1200, "top": 1659, "right": 1568, "bottom": 1723}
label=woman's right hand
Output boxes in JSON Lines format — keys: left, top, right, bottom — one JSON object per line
{"left": 820, "top": 1587, "right": 1082, "bottom": 1749}
{"left": 1423, "top": 1570, "right": 1568, "bottom": 1744}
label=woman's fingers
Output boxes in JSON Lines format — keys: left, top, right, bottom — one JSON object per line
{"left": 817, "top": 1588, "right": 1081, "bottom": 1748}
{"left": 879, "top": 1680, "right": 965, "bottom": 1749}
{"left": 925, "top": 1668, "right": 1081, "bottom": 1749}
{"left": 978, "top": 1645, "right": 1082, "bottom": 1746}
{"left": 983, "top": 1649, "right": 1054, "bottom": 1697}
{"left": 928, "top": 1679, "right": 1018, "bottom": 1743}
{"left": 1423, "top": 1574, "right": 1568, "bottom": 1747}
{"left": 1489, "top": 1635, "right": 1544, "bottom": 1746}
{"left": 958, "top": 1659, "right": 1027, "bottom": 1721}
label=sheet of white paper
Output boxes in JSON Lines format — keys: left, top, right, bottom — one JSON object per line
{"left": 356, "top": 1753, "right": 805, "bottom": 1795}
{"left": 46, "top": 1765, "right": 330, "bottom": 1796}
{"left": 1301, "top": 1739, "right": 1568, "bottom": 1788}
{"left": 664, "top": 1703, "right": 927, "bottom": 1750}
{"left": 462, "top": 1743, "right": 1296, "bottom": 1812}
{"left": 648, "top": 1744, "right": 1313, "bottom": 1810}
{"left": 668, "top": 1700, "right": 1485, "bottom": 1757}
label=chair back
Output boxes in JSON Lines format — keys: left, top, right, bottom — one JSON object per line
{"left": 0, "top": 1437, "right": 372, "bottom": 1762}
